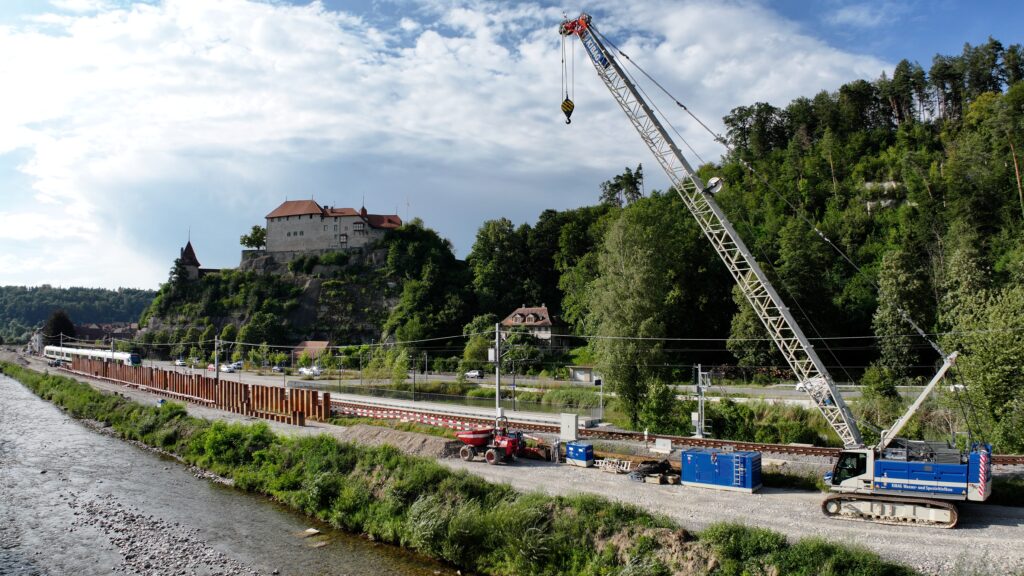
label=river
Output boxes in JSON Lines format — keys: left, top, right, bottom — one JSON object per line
{"left": 0, "top": 374, "right": 449, "bottom": 576}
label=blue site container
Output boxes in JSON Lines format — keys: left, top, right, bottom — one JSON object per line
{"left": 680, "top": 448, "right": 762, "bottom": 493}
{"left": 566, "top": 441, "right": 594, "bottom": 467}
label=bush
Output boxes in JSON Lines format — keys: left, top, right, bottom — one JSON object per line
{"left": 319, "top": 251, "right": 350, "bottom": 267}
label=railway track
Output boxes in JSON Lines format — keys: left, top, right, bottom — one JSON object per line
{"left": 330, "top": 397, "right": 1024, "bottom": 464}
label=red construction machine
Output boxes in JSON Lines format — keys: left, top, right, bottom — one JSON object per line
{"left": 456, "top": 419, "right": 526, "bottom": 465}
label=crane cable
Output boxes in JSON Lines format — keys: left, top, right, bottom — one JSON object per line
{"left": 591, "top": 26, "right": 985, "bottom": 439}
{"left": 561, "top": 29, "right": 575, "bottom": 124}
{"left": 594, "top": 28, "right": 952, "bottom": 357}
{"left": 593, "top": 26, "right": 856, "bottom": 388}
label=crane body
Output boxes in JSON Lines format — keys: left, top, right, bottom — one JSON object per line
{"left": 560, "top": 13, "right": 991, "bottom": 527}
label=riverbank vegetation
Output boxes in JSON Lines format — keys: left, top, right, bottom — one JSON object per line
{"left": 2, "top": 362, "right": 914, "bottom": 575}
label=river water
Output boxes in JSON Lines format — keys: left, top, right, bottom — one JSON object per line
{"left": 0, "top": 374, "right": 448, "bottom": 576}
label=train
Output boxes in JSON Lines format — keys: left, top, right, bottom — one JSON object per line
{"left": 43, "top": 345, "right": 141, "bottom": 367}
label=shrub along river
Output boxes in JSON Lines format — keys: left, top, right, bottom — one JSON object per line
{"left": 0, "top": 374, "right": 447, "bottom": 576}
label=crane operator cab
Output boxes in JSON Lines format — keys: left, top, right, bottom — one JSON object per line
{"left": 825, "top": 449, "right": 873, "bottom": 492}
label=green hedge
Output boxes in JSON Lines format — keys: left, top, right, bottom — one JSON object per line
{"left": 1, "top": 362, "right": 915, "bottom": 576}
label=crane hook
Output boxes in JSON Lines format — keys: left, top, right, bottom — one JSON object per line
{"left": 561, "top": 97, "right": 574, "bottom": 125}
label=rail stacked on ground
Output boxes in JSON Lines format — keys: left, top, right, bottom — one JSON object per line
{"left": 67, "top": 358, "right": 330, "bottom": 426}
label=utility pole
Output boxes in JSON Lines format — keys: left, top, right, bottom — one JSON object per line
{"left": 693, "top": 364, "right": 711, "bottom": 438}
{"left": 494, "top": 323, "right": 501, "bottom": 419}
{"left": 214, "top": 336, "right": 220, "bottom": 383}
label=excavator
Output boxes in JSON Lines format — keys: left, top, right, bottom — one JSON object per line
{"left": 559, "top": 12, "right": 991, "bottom": 528}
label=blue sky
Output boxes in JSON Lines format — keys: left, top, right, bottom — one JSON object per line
{"left": 0, "top": 0, "right": 1021, "bottom": 289}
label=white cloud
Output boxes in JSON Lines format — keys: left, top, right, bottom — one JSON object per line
{"left": 826, "top": 2, "right": 908, "bottom": 29}
{"left": 0, "top": 0, "right": 891, "bottom": 289}
{"left": 50, "top": 0, "right": 112, "bottom": 13}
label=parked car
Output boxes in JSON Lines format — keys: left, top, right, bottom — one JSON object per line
{"left": 206, "top": 363, "right": 216, "bottom": 371}
{"left": 174, "top": 358, "right": 186, "bottom": 366}
{"left": 464, "top": 369, "right": 484, "bottom": 379}
{"left": 220, "top": 364, "right": 235, "bottom": 373}
{"left": 298, "top": 366, "right": 322, "bottom": 377}
{"left": 230, "top": 360, "right": 243, "bottom": 370}
{"left": 271, "top": 365, "right": 283, "bottom": 373}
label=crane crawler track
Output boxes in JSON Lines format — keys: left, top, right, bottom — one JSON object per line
{"left": 821, "top": 493, "right": 959, "bottom": 528}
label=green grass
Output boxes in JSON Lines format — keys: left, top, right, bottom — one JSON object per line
{"left": 1, "top": 361, "right": 918, "bottom": 576}
{"left": 761, "top": 470, "right": 829, "bottom": 492}
{"left": 327, "top": 415, "right": 458, "bottom": 439}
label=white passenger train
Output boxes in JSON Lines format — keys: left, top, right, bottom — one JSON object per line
{"left": 43, "top": 345, "right": 141, "bottom": 367}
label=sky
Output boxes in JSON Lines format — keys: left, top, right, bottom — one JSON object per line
{"left": 1, "top": 0, "right": 1021, "bottom": 290}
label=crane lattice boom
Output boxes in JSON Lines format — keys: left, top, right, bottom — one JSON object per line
{"left": 560, "top": 14, "right": 862, "bottom": 448}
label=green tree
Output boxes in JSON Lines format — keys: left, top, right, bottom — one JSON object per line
{"left": 870, "top": 248, "right": 929, "bottom": 394}
{"left": 598, "top": 165, "right": 644, "bottom": 207}
{"left": 467, "top": 218, "right": 535, "bottom": 316}
{"left": 239, "top": 225, "right": 267, "bottom": 250}
{"left": 391, "top": 348, "right": 409, "bottom": 385}
{"left": 219, "top": 324, "right": 238, "bottom": 346}
{"left": 42, "top": 309, "right": 76, "bottom": 344}
{"left": 588, "top": 210, "right": 670, "bottom": 427}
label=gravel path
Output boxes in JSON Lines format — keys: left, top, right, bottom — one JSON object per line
{"left": 442, "top": 458, "right": 1024, "bottom": 576}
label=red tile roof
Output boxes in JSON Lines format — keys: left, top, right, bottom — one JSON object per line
{"left": 266, "top": 200, "right": 403, "bottom": 229}
{"left": 365, "top": 214, "right": 403, "bottom": 229}
{"left": 266, "top": 200, "right": 323, "bottom": 219}
{"left": 292, "top": 340, "right": 330, "bottom": 357}
{"left": 324, "top": 207, "right": 359, "bottom": 217}
{"left": 501, "top": 306, "right": 553, "bottom": 327}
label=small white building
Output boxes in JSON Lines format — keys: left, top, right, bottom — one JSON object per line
{"left": 265, "top": 200, "right": 402, "bottom": 253}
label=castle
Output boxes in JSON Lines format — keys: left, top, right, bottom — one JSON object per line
{"left": 264, "top": 199, "right": 402, "bottom": 253}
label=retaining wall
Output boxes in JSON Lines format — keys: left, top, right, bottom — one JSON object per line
{"left": 69, "top": 358, "right": 330, "bottom": 426}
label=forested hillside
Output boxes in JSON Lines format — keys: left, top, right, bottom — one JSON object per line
{"left": 0, "top": 285, "right": 155, "bottom": 343}
{"left": 458, "top": 38, "right": 1024, "bottom": 448}
{"left": 138, "top": 38, "right": 1024, "bottom": 450}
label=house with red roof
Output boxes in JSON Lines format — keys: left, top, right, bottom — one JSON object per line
{"left": 500, "top": 304, "right": 559, "bottom": 343}
{"left": 264, "top": 199, "right": 402, "bottom": 253}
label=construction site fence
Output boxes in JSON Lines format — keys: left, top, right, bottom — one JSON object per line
{"left": 69, "top": 357, "right": 330, "bottom": 426}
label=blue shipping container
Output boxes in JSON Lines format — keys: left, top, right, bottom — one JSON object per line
{"left": 680, "top": 448, "right": 762, "bottom": 493}
{"left": 566, "top": 441, "right": 594, "bottom": 467}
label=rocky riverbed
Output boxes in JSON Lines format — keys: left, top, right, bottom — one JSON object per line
{"left": 0, "top": 372, "right": 447, "bottom": 576}
{"left": 68, "top": 493, "right": 263, "bottom": 576}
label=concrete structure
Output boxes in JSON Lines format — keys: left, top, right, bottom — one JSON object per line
{"left": 500, "top": 305, "right": 558, "bottom": 343}
{"left": 567, "top": 365, "right": 600, "bottom": 383}
{"left": 265, "top": 200, "right": 402, "bottom": 253}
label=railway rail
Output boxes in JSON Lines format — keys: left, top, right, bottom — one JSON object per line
{"left": 329, "top": 397, "right": 1024, "bottom": 465}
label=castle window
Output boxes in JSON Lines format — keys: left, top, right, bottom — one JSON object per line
{"left": 287, "top": 231, "right": 291, "bottom": 237}
{"left": 334, "top": 225, "right": 338, "bottom": 231}
{"left": 299, "top": 230, "right": 304, "bottom": 236}
{"left": 324, "top": 225, "right": 328, "bottom": 231}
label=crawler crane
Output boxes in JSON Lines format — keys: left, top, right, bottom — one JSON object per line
{"left": 559, "top": 12, "right": 991, "bottom": 527}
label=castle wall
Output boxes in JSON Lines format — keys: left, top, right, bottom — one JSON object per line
{"left": 266, "top": 213, "right": 384, "bottom": 252}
